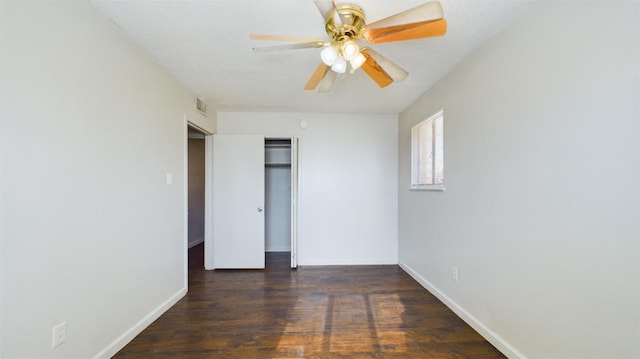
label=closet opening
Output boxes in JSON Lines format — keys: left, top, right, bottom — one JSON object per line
{"left": 210, "top": 135, "right": 298, "bottom": 270}
{"left": 265, "top": 138, "right": 293, "bottom": 269}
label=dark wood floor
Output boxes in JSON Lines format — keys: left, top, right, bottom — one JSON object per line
{"left": 114, "top": 244, "right": 505, "bottom": 358}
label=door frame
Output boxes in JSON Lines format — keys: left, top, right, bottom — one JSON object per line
{"left": 264, "top": 136, "right": 299, "bottom": 268}
{"left": 290, "top": 137, "right": 299, "bottom": 268}
{"left": 205, "top": 135, "right": 300, "bottom": 272}
{"left": 204, "top": 134, "right": 214, "bottom": 269}
{"left": 183, "top": 119, "right": 215, "bottom": 279}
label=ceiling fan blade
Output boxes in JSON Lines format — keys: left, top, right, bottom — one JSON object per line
{"left": 361, "top": 48, "right": 408, "bottom": 82}
{"left": 313, "top": 0, "right": 333, "bottom": 20}
{"left": 363, "top": 1, "right": 443, "bottom": 31}
{"left": 252, "top": 41, "right": 325, "bottom": 53}
{"left": 360, "top": 51, "right": 393, "bottom": 88}
{"left": 362, "top": 19, "right": 447, "bottom": 44}
{"left": 250, "top": 34, "right": 325, "bottom": 43}
{"left": 317, "top": 70, "right": 337, "bottom": 93}
{"left": 305, "top": 63, "right": 331, "bottom": 90}
{"left": 331, "top": 0, "right": 346, "bottom": 27}
{"left": 312, "top": 0, "right": 343, "bottom": 27}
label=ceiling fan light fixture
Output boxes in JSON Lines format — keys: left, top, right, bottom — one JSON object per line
{"left": 252, "top": 1, "right": 448, "bottom": 91}
{"left": 349, "top": 52, "right": 366, "bottom": 70}
{"left": 331, "top": 56, "right": 347, "bottom": 73}
{"left": 341, "top": 40, "right": 360, "bottom": 60}
{"left": 320, "top": 46, "right": 339, "bottom": 66}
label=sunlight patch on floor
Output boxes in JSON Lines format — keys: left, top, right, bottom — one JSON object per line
{"left": 275, "top": 293, "right": 407, "bottom": 356}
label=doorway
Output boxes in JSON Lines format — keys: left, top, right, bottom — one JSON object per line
{"left": 210, "top": 135, "right": 298, "bottom": 269}
{"left": 187, "top": 126, "right": 207, "bottom": 270}
{"left": 265, "top": 139, "right": 292, "bottom": 268}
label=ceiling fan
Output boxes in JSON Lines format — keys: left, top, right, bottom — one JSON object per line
{"left": 250, "top": 1, "right": 447, "bottom": 92}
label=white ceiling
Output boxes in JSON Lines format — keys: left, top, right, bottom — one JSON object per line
{"left": 90, "top": 0, "right": 529, "bottom": 114}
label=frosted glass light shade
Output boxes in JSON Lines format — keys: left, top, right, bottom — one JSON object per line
{"left": 349, "top": 53, "right": 366, "bottom": 70}
{"left": 341, "top": 41, "right": 360, "bottom": 60}
{"left": 331, "top": 57, "right": 347, "bottom": 73}
{"left": 320, "top": 46, "right": 339, "bottom": 66}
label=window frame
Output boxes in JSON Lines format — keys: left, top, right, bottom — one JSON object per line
{"left": 410, "top": 109, "right": 445, "bottom": 192}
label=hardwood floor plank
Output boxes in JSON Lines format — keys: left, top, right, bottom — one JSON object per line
{"left": 114, "top": 247, "right": 504, "bottom": 358}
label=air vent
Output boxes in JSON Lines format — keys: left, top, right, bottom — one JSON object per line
{"left": 195, "top": 97, "right": 207, "bottom": 116}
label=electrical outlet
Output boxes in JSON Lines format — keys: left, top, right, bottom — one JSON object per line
{"left": 452, "top": 267, "right": 459, "bottom": 282}
{"left": 52, "top": 322, "right": 66, "bottom": 348}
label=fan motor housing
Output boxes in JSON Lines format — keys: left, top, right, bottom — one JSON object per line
{"left": 325, "top": 4, "right": 366, "bottom": 41}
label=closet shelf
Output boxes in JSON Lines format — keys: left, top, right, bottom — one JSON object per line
{"left": 265, "top": 162, "right": 291, "bottom": 167}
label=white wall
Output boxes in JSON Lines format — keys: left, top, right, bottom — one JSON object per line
{"left": 398, "top": 2, "right": 640, "bottom": 358}
{"left": 0, "top": 2, "right": 215, "bottom": 358}
{"left": 265, "top": 166, "right": 292, "bottom": 252}
{"left": 265, "top": 145, "right": 292, "bottom": 252}
{"left": 218, "top": 112, "right": 398, "bottom": 265}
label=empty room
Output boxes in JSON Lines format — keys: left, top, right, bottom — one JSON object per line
{"left": 0, "top": 1, "right": 638, "bottom": 358}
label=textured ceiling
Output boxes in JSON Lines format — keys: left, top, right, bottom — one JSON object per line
{"left": 90, "top": 0, "right": 529, "bottom": 114}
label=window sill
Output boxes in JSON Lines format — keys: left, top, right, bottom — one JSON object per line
{"left": 409, "top": 185, "right": 446, "bottom": 192}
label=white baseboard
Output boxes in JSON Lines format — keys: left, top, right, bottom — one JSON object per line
{"left": 188, "top": 236, "right": 204, "bottom": 248}
{"left": 92, "top": 287, "right": 187, "bottom": 359}
{"left": 398, "top": 261, "right": 526, "bottom": 359}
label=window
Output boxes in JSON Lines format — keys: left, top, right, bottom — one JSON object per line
{"left": 411, "top": 109, "right": 444, "bottom": 191}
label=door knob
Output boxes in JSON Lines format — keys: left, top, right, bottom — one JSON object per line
{"left": 257, "top": 207, "right": 264, "bottom": 212}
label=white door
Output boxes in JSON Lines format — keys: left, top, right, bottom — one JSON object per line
{"left": 212, "top": 134, "right": 265, "bottom": 269}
